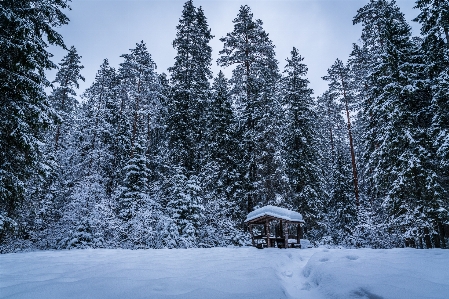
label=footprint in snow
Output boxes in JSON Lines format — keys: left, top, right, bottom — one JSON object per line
{"left": 346, "top": 255, "right": 359, "bottom": 261}
{"left": 282, "top": 270, "right": 293, "bottom": 277}
{"left": 319, "top": 258, "right": 329, "bottom": 262}
{"left": 301, "top": 282, "right": 312, "bottom": 290}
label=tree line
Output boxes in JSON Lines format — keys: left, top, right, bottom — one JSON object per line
{"left": 1, "top": 0, "right": 448, "bottom": 252}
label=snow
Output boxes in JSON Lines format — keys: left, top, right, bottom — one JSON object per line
{"left": 245, "top": 205, "right": 304, "bottom": 223}
{"left": 301, "top": 248, "right": 449, "bottom": 299}
{"left": 1, "top": 248, "right": 448, "bottom": 299}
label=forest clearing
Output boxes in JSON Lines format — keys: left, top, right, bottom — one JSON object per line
{"left": 1, "top": 247, "right": 449, "bottom": 299}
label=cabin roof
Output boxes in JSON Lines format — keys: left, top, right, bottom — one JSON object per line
{"left": 245, "top": 205, "right": 304, "bottom": 224}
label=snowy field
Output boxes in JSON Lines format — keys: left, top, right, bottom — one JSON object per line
{"left": 1, "top": 247, "right": 448, "bottom": 299}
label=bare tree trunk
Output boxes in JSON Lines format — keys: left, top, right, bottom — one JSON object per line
{"left": 245, "top": 32, "right": 254, "bottom": 214}
{"left": 342, "top": 81, "right": 360, "bottom": 206}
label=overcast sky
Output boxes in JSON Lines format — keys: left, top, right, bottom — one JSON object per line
{"left": 48, "top": 0, "right": 420, "bottom": 98}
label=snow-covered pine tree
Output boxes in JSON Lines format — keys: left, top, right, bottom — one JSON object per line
{"left": 354, "top": 0, "right": 444, "bottom": 248}
{"left": 29, "top": 46, "right": 85, "bottom": 249}
{"left": 414, "top": 0, "right": 449, "bottom": 247}
{"left": 203, "top": 71, "right": 236, "bottom": 199}
{"left": 164, "top": 1, "right": 213, "bottom": 246}
{"left": 281, "top": 47, "right": 324, "bottom": 239}
{"left": 348, "top": 34, "right": 383, "bottom": 249}
{"left": 200, "top": 71, "right": 242, "bottom": 246}
{"left": 0, "top": 0, "right": 69, "bottom": 246}
{"left": 59, "top": 59, "right": 122, "bottom": 249}
{"left": 119, "top": 41, "right": 161, "bottom": 157}
{"left": 218, "top": 5, "right": 283, "bottom": 215}
{"left": 116, "top": 41, "right": 162, "bottom": 247}
{"left": 165, "top": 167, "right": 204, "bottom": 248}
{"left": 82, "top": 59, "right": 123, "bottom": 196}
{"left": 316, "top": 90, "right": 357, "bottom": 246}
{"left": 117, "top": 134, "right": 159, "bottom": 248}
{"left": 146, "top": 72, "right": 169, "bottom": 192}
{"left": 167, "top": 0, "right": 213, "bottom": 173}
{"left": 50, "top": 46, "right": 85, "bottom": 151}
{"left": 323, "top": 59, "right": 360, "bottom": 207}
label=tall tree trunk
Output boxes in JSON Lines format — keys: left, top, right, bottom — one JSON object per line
{"left": 342, "top": 80, "right": 360, "bottom": 206}
{"left": 245, "top": 32, "right": 254, "bottom": 213}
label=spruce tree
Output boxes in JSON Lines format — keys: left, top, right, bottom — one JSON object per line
{"left": 201, "top": 71, "right": 242, "bottom": 246}
{"left": 414, "top": 0, "right": 449, "bottom": 246}
{"left": 50, "top": 46, "right": 85, "bottom": 150}
{"left": 218, "top": 5, "right": 283, "bottom": 215}
{"left": 60, "top": 59, "right": 121, "bottom": 249}
{"left": 354, "top": 0, "right": 444, "bottom": 247}
{"left": 282, "top": 47, "right": 324, "bottom": 237}
{"left": 165, "top": 167, "right": 203, "bottom": 248}
{"left": 82, "top": 59, "right": 122, "bottom": 196}
{"left": 167, "top": 0, "right": 213, "bottom": 173}
{"left": 119, "top": 41, "right": 160, "bottom": 156}
{"left": 0, "top": 0, "right": 69, "bottom": 243}
{"left": 317, "top": 91, "right": 357, "bottom": 246}
{"left": 203, "top": 71, "right": 236, "bottom": 201}
{"left": 323, "top": 59, "right": 360, "bottom": 206}
{"left": 117, "top": 135, "right": 157, "bottom": 248}
{"left": 116, "top": 42, "right": 162, "bottom": 247}
{"left": 30, "top": 46, "right": 85, "bottom": 249}
{"left": 165, "top": 1, "right": 213, "bottom": 244}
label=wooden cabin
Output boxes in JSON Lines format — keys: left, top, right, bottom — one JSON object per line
{"left": 245, "top": 205, "right": 305, "bottom": 249}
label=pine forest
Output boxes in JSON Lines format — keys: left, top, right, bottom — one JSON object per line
{"left": 1, "top": 0, "right": 449, "bottom": 252}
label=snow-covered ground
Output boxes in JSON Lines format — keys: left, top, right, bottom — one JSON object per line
{"left": 1, "top": 247, "right": 448, "bottom": 299}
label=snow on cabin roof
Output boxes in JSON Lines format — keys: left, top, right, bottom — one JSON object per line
{"left": 245, "top": 205, "right": 304, "bottom": 223}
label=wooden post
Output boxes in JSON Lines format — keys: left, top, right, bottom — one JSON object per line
{"left": 249, "top": 224, "right": 255, "bottom": 247}
{"left": 279, "top": 220, "right": 283, "bottom": 238}
{"left": 264, "top": 221, "right": 267, "bottom": 235}
{"left": 284, "top": 221, "right": 289, "bottom": 249}
{"left": 266, "top": 220, "right": 271, "bottom": 248}
{"left": 297, "top": 224, "right": 301, "bottom": 245}
{"left": 299, "top": 223, "right": 304, "bottom": 239}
